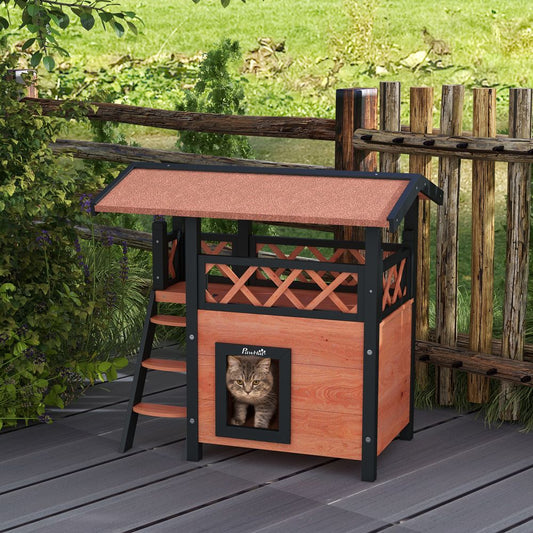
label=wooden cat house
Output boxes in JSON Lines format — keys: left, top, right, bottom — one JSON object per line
{"left": 93, "top": 163, "right": 442, "bottom": 481}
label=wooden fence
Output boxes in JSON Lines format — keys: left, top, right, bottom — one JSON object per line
{"left": 21, "top": 81, "right": 533, "bottom": 419}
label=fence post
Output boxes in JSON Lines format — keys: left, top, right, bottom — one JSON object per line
{"left": 500, "top": 88, "right": 532, "bottom": 419}
{"left": 379, "top": 81, "right": 401, "bottom": 174}
{"left": 409, "top": 86, "right": 434, "bottom": 389}
{"left": 379, "top": 82, "right": 402, "bottom": 244}
{"left": 435, "top": 85, "right": 464, "bottom": 405}
{"left": 469, "top": 87, "right": 497, "bottom": 404}
{"left": 335, "top": 88, "right": 378, "bottom": 242}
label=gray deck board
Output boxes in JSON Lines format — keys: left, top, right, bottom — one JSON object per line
{"left": 401, "top": 468, "right": 533, "bottom": 533}
{"left": 147, "top": 486, "right": 379, "bottom": 533}
{"left": 1, "top": 356, "right": 531, "bottom": 533}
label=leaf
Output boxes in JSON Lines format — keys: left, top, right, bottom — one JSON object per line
{"left": 79, "top": 12, "right": 95, "bottom": 31}
{"left": 30, "top": 51, "right": 42, "bottom": 67}
{"left": 99, "top": 11, "right": 113, "bottom": 23}
{"left": 112, "top": 21, "right": 124, "bottom": 37}
{"left": 0, "top": 16, "right": 9, "bottom": 30}
{"left": 26, "top": 4, "right": 38, "bottom": 17}
{"left": 98, "top": 361, "right": 111, "bottom": 372}
{"left": 22, "top": 38, "right": 36, "bottom": 50}
{"left": 113, "top": 356, "right": 129, "bottom": 369}
{"left": 126, "top": 21, "right": 137, "bottom": 35}
{"left": 106, "top": 366, "right": 118, "bottom": 382}
{"left": 43, "top": 56, "right": 55, "bottom": 72}
{"left": 221, "top": 0, "right": 230, "bottom": 6}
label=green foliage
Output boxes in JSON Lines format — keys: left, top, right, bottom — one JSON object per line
{"left": 176, "top": 39, "right": 252, "bottom": 159}
{"left": 0, "top": 0, "right": 138, "bottom": 70}
{"left": 0, "top": 52, "right": 141, "bottom": 429}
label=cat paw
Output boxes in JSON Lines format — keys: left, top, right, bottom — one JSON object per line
{"left": 230, "top": 417, "right": 245, "bottom": 426}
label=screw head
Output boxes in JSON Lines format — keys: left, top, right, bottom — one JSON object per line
{"left": 189, "top": 334, "right": 195, "bottom": 341}
{"left": 366, "top": 349, "right": 373, "bottom": 356}
{"left": 365, "top": 436, "right": 372, "bottom": 443}
{"left": 189, "top": 418, "right": 195, "bottom": 424}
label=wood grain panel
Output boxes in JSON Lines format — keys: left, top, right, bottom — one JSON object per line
{"left": 377, "top": 301, "right": 413, "bottom": 454}
{"left": 198, "top": 356, "right": 362, "bottom": 415}
{"left": 198, "top": 399, "right": 362, "bottom": 460}
{"left": 198, "top": 310, "right": 364, "bottom": 369}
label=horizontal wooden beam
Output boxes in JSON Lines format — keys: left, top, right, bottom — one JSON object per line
{"left": 354, "top": 128, "right": 533, "bottom": 163}
{"left": 416, "top": 339, "right": 533, "bottom": 387}
{"left": 50, "top": 139, "right": 326, "bottom": 169}
{"left": 25, "top": 97, "right": 336, "bottom": 140}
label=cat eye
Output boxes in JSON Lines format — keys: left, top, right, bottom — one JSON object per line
{"left": 252, "top": 380, "right": 260, "bottom": 385}
{"left": 236, "top": 380, "right": 243, "bottom": 385}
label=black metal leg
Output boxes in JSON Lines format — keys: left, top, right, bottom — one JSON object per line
{"left": 398, "top": 421, "right": 414, "bottom": 441}
{"left": 398, "top": 202, "right": 419, "bottom": 444}
{"left": 361, "top": 227, "right": 383, "bottom": 482}
{"left": 119, "top": 292, "right": 157, "bottom": 452}
{"left": 185, "top": 217, "right": 202, "bottom": 462}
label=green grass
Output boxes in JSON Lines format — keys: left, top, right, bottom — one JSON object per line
{"left": 4, "top": 0, "right": 532, "bottom": 124}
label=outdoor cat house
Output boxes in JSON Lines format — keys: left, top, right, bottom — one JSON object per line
{"left": 93, "top": 163, "right": 442, "bottom": 482}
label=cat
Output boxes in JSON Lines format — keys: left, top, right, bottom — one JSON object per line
{"left": 226, "top": 355, "right": 278, "bottom": 429}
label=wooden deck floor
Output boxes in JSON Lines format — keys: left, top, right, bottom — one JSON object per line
{"left": 1, "top": 344, "right": 532, "bottom": 533}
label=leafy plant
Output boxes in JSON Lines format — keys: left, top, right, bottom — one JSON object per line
{"left": 0, "top": 0, "right": 139, "bottom": 70}
{"left": 176, "top": 39, "right": 252, "bottom": 159}
{"left": 0, "top": 51, "right": 136, "bottom": 429}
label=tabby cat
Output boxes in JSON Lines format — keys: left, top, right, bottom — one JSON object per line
{"left": 226, "top": 355, "right": 278, "bottom": 429}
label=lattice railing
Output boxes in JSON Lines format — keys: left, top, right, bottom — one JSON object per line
{"left": 204, "top": 262, "right": 359, "bottom": 314}
{"left": 382, "top": 258, "right": 407, "bottom": 311}
{"left": 255, "top": 243, "right": 365, "bottom": 287}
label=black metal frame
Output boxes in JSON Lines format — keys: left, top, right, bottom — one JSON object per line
{"left": 119, "top": 291, "right": 157, "bottom": 452}
{"left": 215, "top": 343, "right": 291, "bottom": 444}
{"left": 360, "top": 227, "right": 384, "bottom": 482}
{"left": 185, "top": 217, "right": 203, "bottom": 461}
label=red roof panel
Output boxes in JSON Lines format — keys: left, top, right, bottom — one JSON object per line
{"left": 94, "top": 167, "right": 411, "bottom": 228}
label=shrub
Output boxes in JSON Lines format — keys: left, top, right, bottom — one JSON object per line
{"left": 0, "top": 53, "right": 130, "bottom": 429}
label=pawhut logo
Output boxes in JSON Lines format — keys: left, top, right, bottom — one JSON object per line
{"left": 241, "top": 347, "right": 267, "bottom": 356}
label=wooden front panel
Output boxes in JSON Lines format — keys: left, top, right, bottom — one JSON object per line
{"left": 199, "top": 355, "right": 362, "bottom": 415}
{"left": 197, "top": 310, "right": 364, "bottom": 460}
{"left": 377, "top": 300, "right": 413, "bottom": 455}
{"left": 197, "top": 310, "right": 364, "bottom": 368}
{"left": 198, "top": 400, "right": 362, "bottom": 460}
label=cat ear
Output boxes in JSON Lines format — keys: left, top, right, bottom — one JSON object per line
{"left": 227, "top": 356, "right": 241, "bottom": 369}
{"left": 257, "top": 357, "right": 271, "bottom": 371}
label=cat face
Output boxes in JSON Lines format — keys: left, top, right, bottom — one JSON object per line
{"left": 226, "top": 355, "right": 274, "bottom": 402}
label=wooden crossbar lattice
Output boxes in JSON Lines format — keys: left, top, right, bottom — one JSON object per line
{"left": 201, "top": 240, "right": 230, "bottom": 255}
{"left": 382, "top": 258, "right": 407, "bottom": 310}
{"left": 205, "top": 263, "right": 358, "bottom": 313}
{"left": 256, "top": 243, "right": 364, "bottom": 286}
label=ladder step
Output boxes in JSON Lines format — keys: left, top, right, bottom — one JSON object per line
{"left": 155, "top": 282, "right": 186, "bottom": 304}
{"left": 142, "top": 358, "right": 186, "bottom": 373}
{"left": 150, "top": 314, "right": 186, "bottom": 327}
{"left": 133, "top": 403, "right": 187, "bottom": 418}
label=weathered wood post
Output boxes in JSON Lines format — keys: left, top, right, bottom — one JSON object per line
{"left": 435, "top": 85, "right": 464, "bottom": 405}
{"left": 469, "top": 87, "right": 497, "bottom": 403}
{"left": 335, "top": 88, "right": 378, "bottom": 243}
{"left": 379, "top": 82, "right": 402, "bottom": 244}
{"left": 379, "top": 82, "right": 401, "bottom": 174}
{"left": 409, "top": 87, "right": 434, "bottom": 389}
{"left": 500, "top": 87, "right": 532, "bottom": 419}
